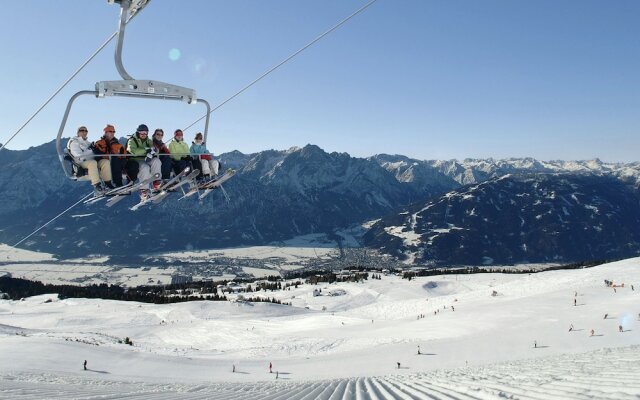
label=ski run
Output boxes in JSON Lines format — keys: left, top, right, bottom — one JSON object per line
{"left": 1, "top": 257, "right": 639, "bottom": 399}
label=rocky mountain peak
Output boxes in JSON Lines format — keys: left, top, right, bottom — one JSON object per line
{"left": 1, "top": 140, "right": 639, "bottom": 264}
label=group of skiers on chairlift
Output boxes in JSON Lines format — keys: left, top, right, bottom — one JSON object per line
{"left": 67, "top": 123, "right": 221, "bottom": 200}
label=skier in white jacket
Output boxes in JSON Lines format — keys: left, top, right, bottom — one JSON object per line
{"left": 68, "top": 126, "right": 112, "bottom": 194}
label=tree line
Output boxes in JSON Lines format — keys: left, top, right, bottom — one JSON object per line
{"left": 401, "top": 259, "right": 617, "bottom": 280}
{"left": 0, "top": 276, "right": 227, "bottom": 304}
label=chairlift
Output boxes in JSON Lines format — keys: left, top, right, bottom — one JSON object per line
{"left": 55, "top": 0, "right": 211, "bottom": 180}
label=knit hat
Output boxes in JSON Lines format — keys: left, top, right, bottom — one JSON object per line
{"left": 103, "top": 124, "right": 115, "bottom": 133}
{"left": 137, "top": 124, "right": 149, "bottom": 132}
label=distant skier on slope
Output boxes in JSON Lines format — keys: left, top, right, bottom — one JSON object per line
{"left": 83, "top": 360, "right": 87, "bottom": 370}
{"left": 269, "top": 362, "right": 272, "bottom": 373}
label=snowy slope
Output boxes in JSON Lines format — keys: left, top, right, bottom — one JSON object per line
{"left": 2, "top": 347, "right": 638, "bottom": 399}
{"left": 0, "top": 258, "right": 639, "bottom": 398}
{"left": 0, "top": 244, "right": 56, "bottom": 262}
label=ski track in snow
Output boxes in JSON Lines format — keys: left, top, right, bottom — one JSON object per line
{"left": 1, "top": 346, "right": 639, "bottom": 399}
{"left": 1, "top": 258, "right": 640, "bottom": 398}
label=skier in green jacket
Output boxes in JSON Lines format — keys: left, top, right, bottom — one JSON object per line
{"left": 168, "top": 129, "right": 193, "bottom": 175}
{"left": 126, "top": 124, "right": 162, "bottom": 198}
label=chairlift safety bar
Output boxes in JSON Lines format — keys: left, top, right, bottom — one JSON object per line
{"left": 56, "top": 91, "right": 211, "bottom": 179}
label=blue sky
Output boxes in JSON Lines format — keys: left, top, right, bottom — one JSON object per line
{"left": 0, "top": 0, "right": 638, "bottom": 162}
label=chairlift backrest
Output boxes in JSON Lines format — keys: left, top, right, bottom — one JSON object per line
{"left": 63, "top": 141, "right": 90, "bottom": 181}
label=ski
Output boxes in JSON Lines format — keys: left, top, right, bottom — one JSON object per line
{"left": 167, "top": 168, "right": 200, "bottom": 191}
{"left": 202, "top": 169, "right": 236, "bottom": 189}
{"left": 104, "top": 192, "right": 129, "bottom": 208}
{"left": 198, "top": 169, "right": 236, "bottom": 200}
{"left": 179, "top": 169, "right": 236, "bottom": 201}
{"left": 177, "top": 184, "right": 200, "bottom": 200}
{"left": 129, "top": 194, "right": 152, "bottom": 211}
{"left": 84, "top": 181, "right": 134, "bottom": 205}
{"left": 177, "top": 175, "right": 207, "bottom": 200}
{"left": 151, "top": 167, "right": 194, "bottom": 194}
{"left": 129, "top": 169, "right": 197, "bottom": 211}
{"left": 107, "top": 173, "right": 160, "bottom": 208}
{"left": 150, "top": 169, "right": 200, "bottom": 204}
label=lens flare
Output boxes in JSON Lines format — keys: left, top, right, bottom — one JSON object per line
{"left": 169, "top": 48, "right": 181, "bottom": 61}
{"left": 191, "top": 57, "right": 208, "bottom": 77}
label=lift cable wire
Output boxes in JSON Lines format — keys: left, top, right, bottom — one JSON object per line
{"left": 182, "top": 0, "right": 378, "bottom": 132}
{"left": 1, "top": 0, "right": 377, "bottom": 151}
{"left": 13, "top": 191, "right": 95, "bottom": 247}
{"left": 0, "top": 14, "right": 139, "bottom": 153}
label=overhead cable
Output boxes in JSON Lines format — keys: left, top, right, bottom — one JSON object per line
{"left": 13, "top": 192, "right": 95, "bottom": 248}
{"left": 182, "top": 0, "right": 378, "bottom": 131}
{"left": 0, "top": 14, "right": 138, "bottom": 152}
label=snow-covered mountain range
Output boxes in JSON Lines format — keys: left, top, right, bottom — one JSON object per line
{"left": 1, "top": 140, "right": 639, "bottom": 263}
{"left": 365, "top": 173, "right": 640, "bottom": 265}
{"left": 375, "top": 154, "right": 640, "bottom": 187}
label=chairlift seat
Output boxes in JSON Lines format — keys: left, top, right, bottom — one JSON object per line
{"left": 63, "top": 149, "right": 90, "bottom": 181}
